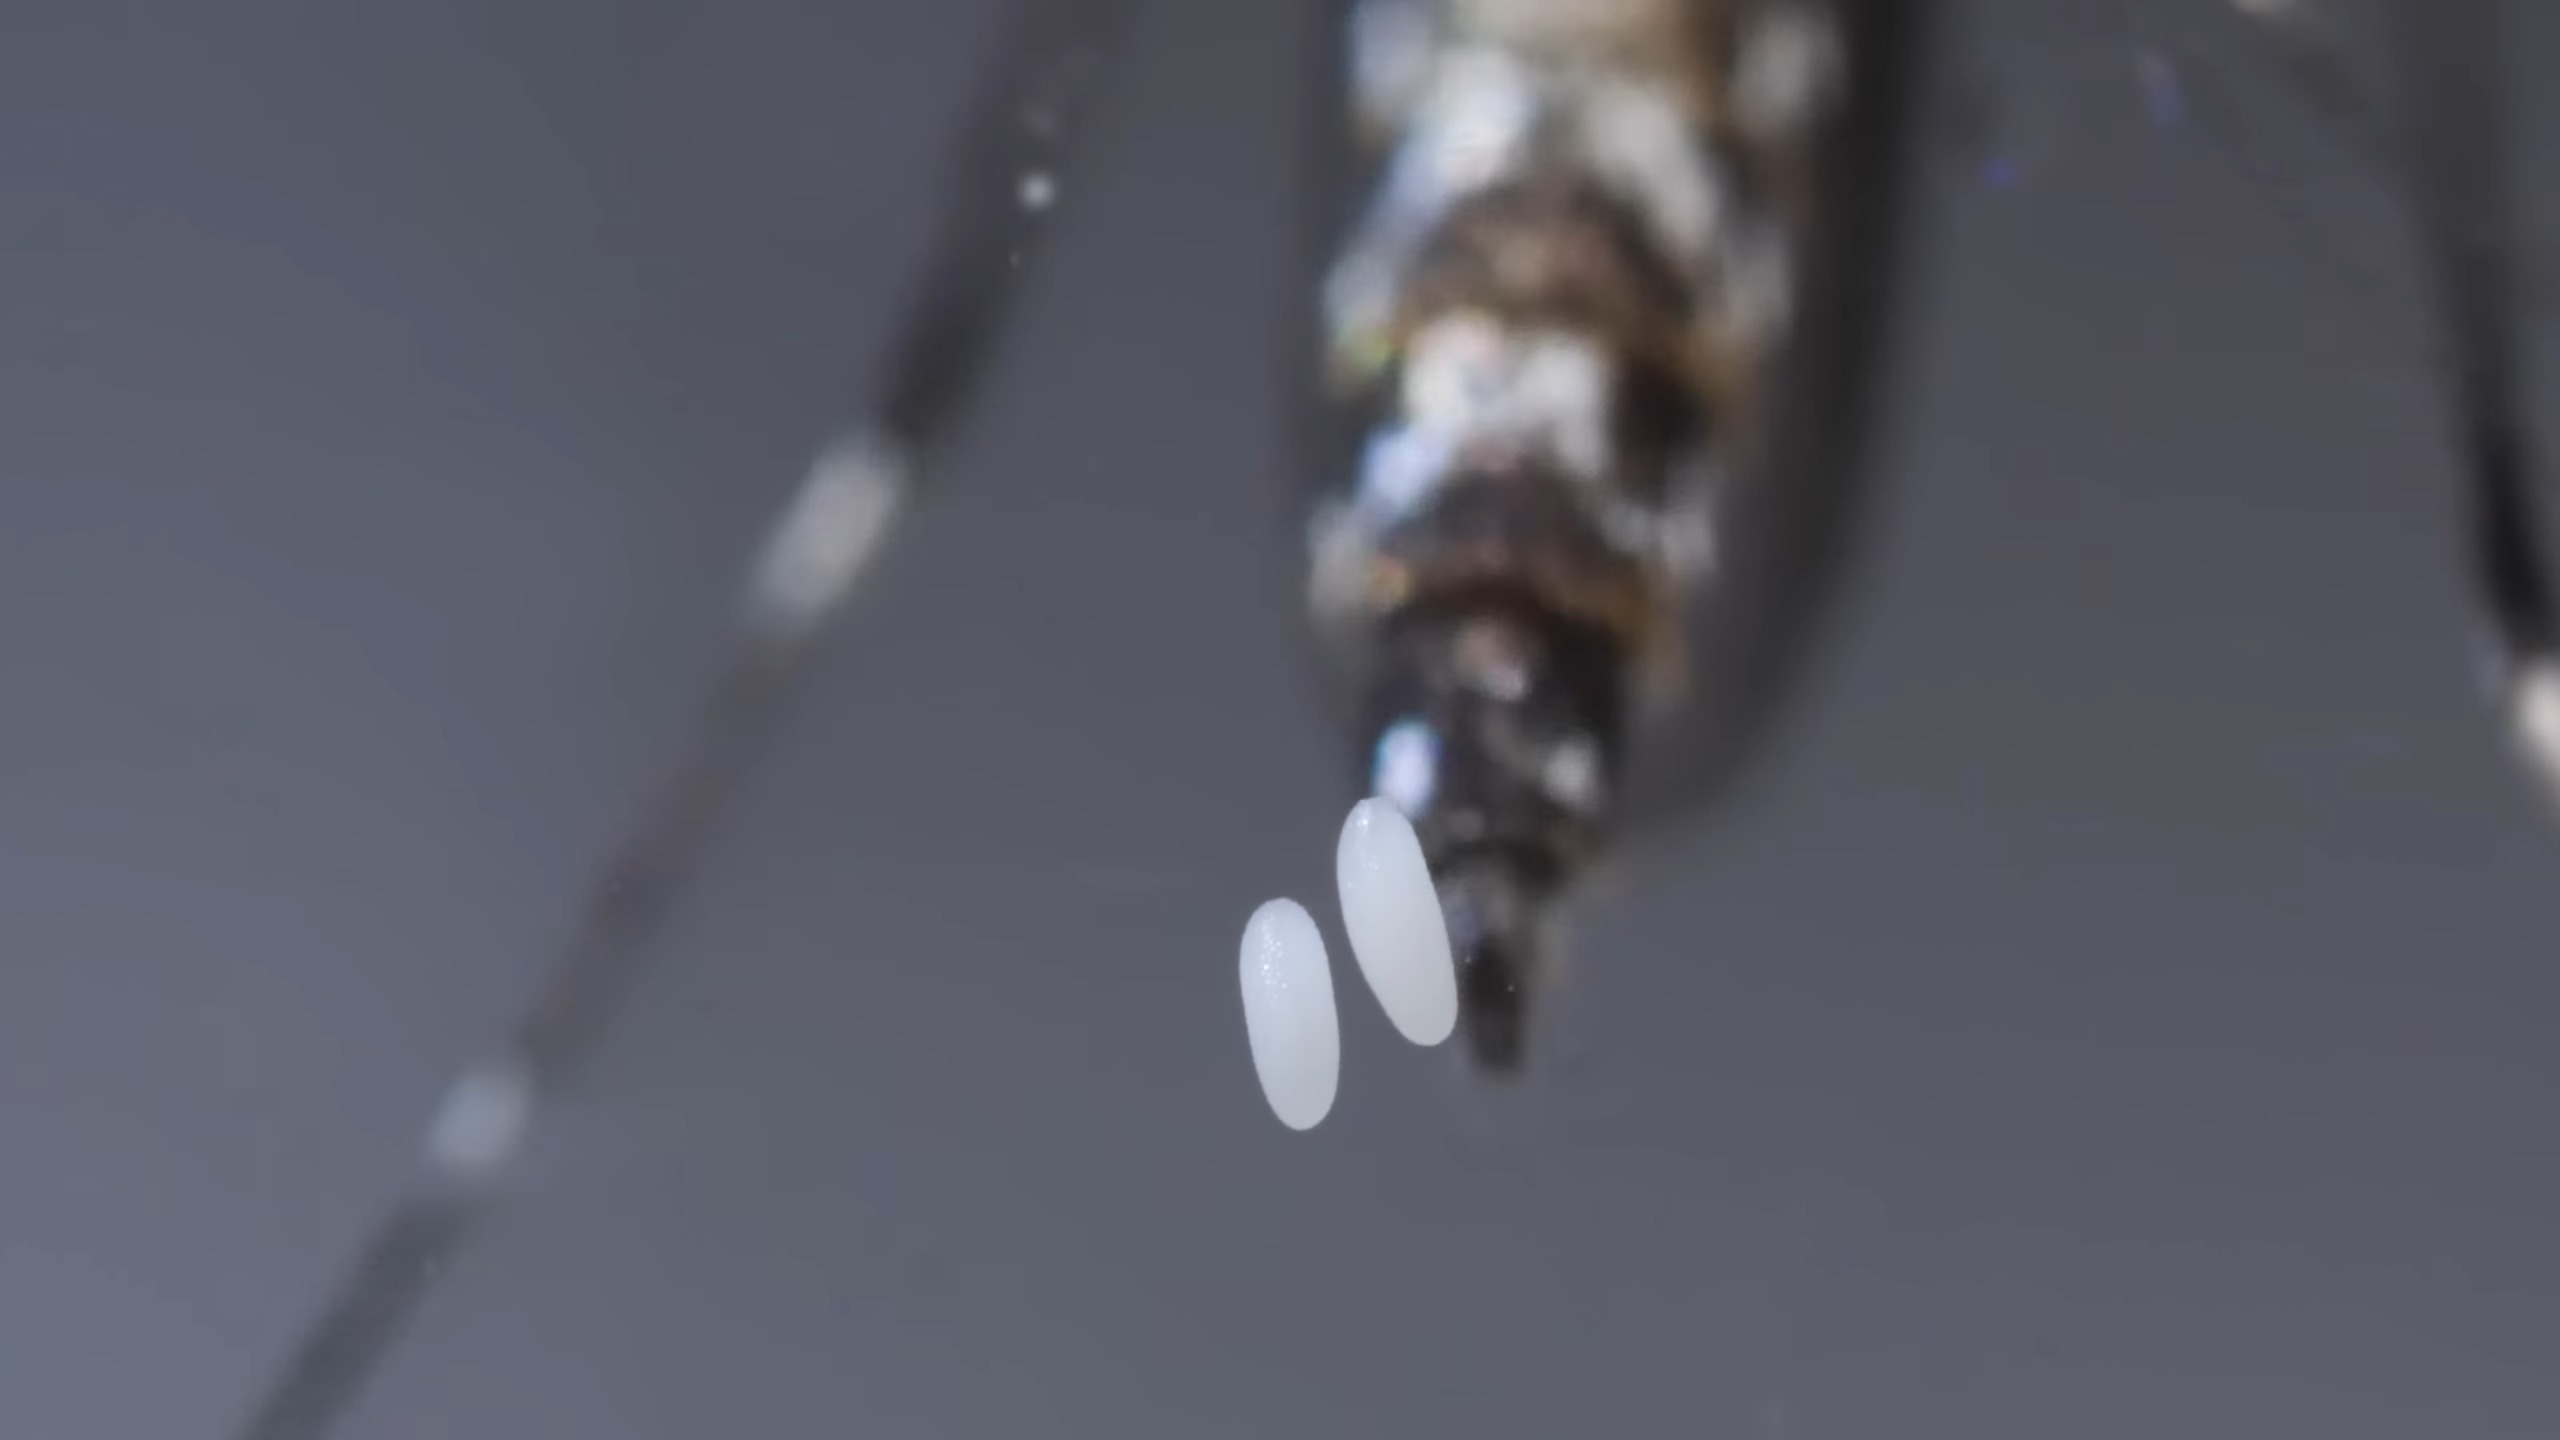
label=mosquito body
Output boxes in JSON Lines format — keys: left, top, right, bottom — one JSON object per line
{"left": 1298, "top": 0, "right": 1924, "bottom": 1071}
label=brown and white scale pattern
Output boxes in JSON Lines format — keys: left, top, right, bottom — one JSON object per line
{"left": 1304, "top": 0, "right": 1853, "bottom": 1071}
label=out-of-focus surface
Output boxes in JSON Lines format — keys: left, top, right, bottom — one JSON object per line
{"left": 4, "top": 1, "right": 2556, "bottom": 1436}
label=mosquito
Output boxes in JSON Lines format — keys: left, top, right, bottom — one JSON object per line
{"left": 225, "top": 1, "right": 2548, "bottom": 1436}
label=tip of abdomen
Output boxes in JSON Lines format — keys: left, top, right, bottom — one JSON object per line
{"left": 1435, "top": 851, "right": 1558, "bottom": 1077}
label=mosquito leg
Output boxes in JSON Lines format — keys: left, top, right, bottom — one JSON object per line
{"left": 753, "top": 0, "right": 1144, "bottom": 640}
{"left": 2127, "top": 0, "right": 2559, "bottom": 810}
{"left": 2386, "top": 0, "right": 2560, "bottom": 812}
{"left": 870, "top": 0, "right": 1142, "bottom": 457}
{"left": 2199, "top": 0, "right": 2395, "bottom": 177}
{"left": 2098, "top": 0, "right": 2424, "bottom": 361}
{"left": 226, "top": 4, "right": 1143, "bottom": 1439}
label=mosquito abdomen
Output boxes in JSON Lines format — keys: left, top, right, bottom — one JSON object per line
{"left": 1305, "top": 0, "right": 1854, "bottom": 1072}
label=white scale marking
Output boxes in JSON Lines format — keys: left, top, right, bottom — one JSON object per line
{"left": 1732, "top": 6, "right": 1845, "bottom": 139}
{"left": 2511, "top": 658, "right": 2560, "bottom": 812}
{"left": 745, "top": 430, "right": 913, "bottom": 633}
{"left": 421, "top": 1055, "right": 536, "bottom": 1182}
{"left": 1398, "top": 312, "right": 1617, "bottom": 480}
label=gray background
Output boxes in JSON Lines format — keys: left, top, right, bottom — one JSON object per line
{"left": 4, "top": 1, "right": 2556, "bottom": 1436}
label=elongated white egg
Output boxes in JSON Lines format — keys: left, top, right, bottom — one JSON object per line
{"left": 1238, "top": 898, "right": 1341, "bottom": 1131}
{"left": 1335, "top": 797, "right": 1458, "bottom": 1046}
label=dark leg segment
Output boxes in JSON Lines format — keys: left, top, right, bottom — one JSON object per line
{"left": 226, "top": 4, "right": 1141, "bottom": 1437}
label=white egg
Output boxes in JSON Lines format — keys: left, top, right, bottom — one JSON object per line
{"left": 1335, "top": 796, "right": 1458, "bottom": 1046}
{"left": 1238, "top": 898, "right": 1342, "bottom": 1131}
